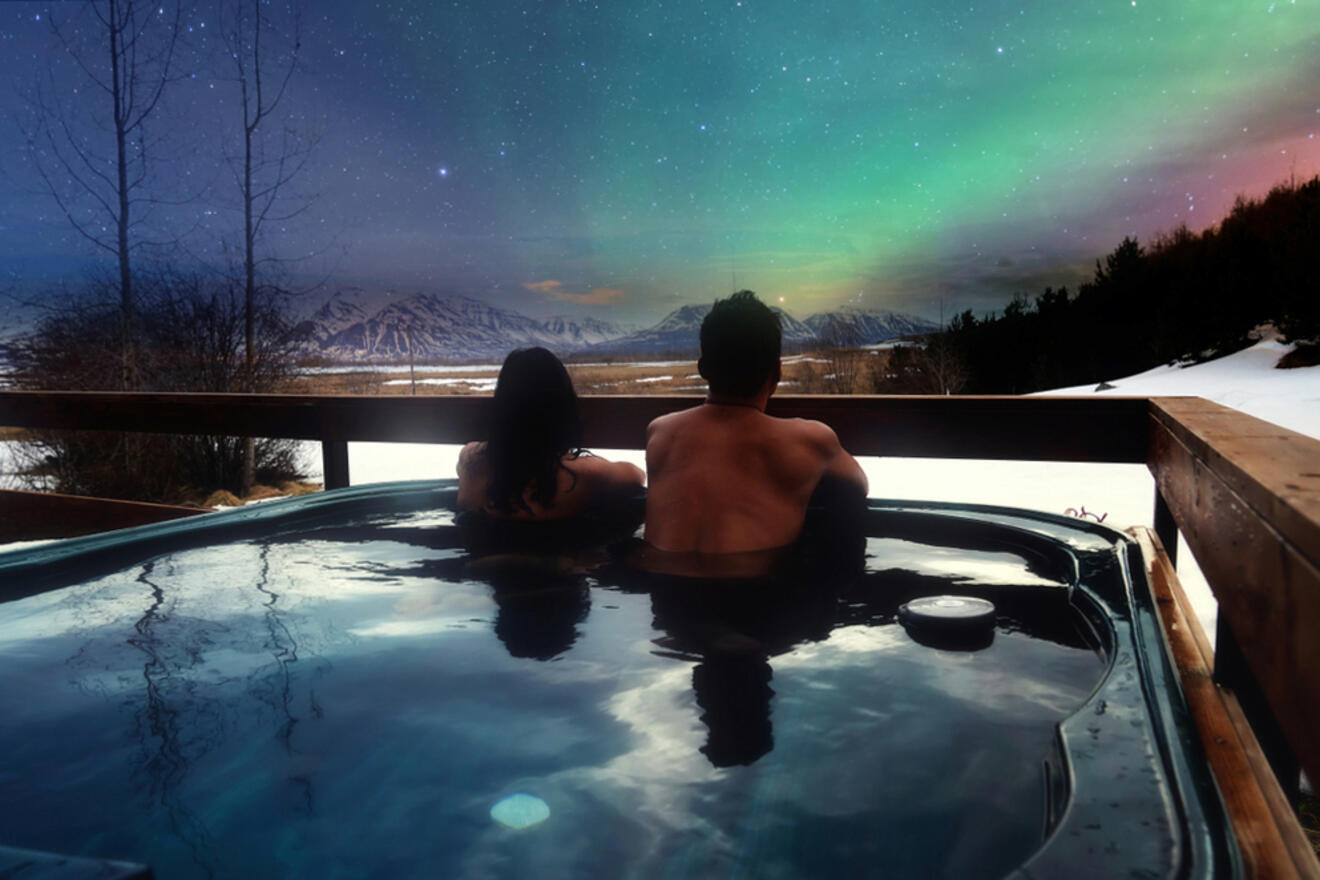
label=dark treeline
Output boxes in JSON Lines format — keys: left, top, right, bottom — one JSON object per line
{"left": 939, "top": 175, "right": 1320, "bottom": 394}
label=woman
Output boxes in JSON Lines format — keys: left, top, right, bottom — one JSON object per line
{"left": 457, "top": 347, "right": 644, "bottom": 519}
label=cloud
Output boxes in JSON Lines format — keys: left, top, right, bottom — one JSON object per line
{"left": 523, "top": 280, "right": 626, "bottom": 305}
{"left": 568, "top": 287, "right": 625, "bottom": 305}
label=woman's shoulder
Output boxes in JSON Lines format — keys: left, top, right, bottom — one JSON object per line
{"left": 459, "top": 441, "right": 488, "bottom": 468}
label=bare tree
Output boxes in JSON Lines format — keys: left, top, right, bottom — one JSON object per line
{"left": 217, "top": 0, "right": 313, "bottom": 490}
{"left": 24, "top": 0, "right": 185, "bottom": 389}
{"left": 877, "top": 339, "right": 967, "bottom": 395}
{"left": 923, "top": 334, "right": 967, "bottom": 395}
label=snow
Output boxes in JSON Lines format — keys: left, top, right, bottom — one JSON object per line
{"left": 0, "top": 538, "right": 58, "bottom": 555}
{"left": 1028, "top": 335, "right": 1320, "bottom": 640}
{"left": 1037, "top": 338, "right": 1320, "bottom": 439}
{"left": 564, "top": 359, "right": 695, "bottom": 369}
{"left": 382, "top": 377, "right": 499, "bottom": 390}
{"left": 302, "top": 363, "right": 500, "bottom": 374}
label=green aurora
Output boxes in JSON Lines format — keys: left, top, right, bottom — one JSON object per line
{"left": 1, "top": 0, "right": 1317, "bottom": 321}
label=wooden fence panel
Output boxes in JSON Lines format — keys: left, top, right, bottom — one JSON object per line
{"left": 0, "top": 489, "right": 206, "bottom": 541}
{"left": 1147, "top": 398, "right": 1320, "bottom": 788}
{"left": 0, "top": 391, "right": 1152, "bottom": 462}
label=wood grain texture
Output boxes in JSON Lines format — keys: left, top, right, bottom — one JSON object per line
{"left": 1147, "top": 409, "right": 1320, "bottom": 790}
{"left": 1134, "top": 526, "right": 1320, "bottom": 879}
{"left": 1151, "top": 397, "right": 1320, "bottom": 561}
{"left": 0, "top": 391, "right": 1152, "bottom": 461}
{"left": 0, "top": 489, "right": 206, "bottom": 541}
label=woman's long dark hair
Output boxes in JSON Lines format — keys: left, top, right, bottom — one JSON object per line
{"left": 485, "top": 347, "right": 584, "bottom": 513}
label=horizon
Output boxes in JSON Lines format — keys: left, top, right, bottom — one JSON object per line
{"left": 1, "top": 0, "right": 1317, "bottom": 326}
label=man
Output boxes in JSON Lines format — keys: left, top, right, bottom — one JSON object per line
{"left": 644, "top": 290, "right": 869, "bottom": 553}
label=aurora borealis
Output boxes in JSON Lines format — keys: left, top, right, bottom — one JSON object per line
{"left": 1, "top": 0, "right": 1317, "bottom": 324}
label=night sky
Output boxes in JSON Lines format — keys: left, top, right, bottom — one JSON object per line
{"left": 1, "top": 0, "right": 1317, "bottom": 325}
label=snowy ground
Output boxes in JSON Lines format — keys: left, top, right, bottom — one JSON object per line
{"left": 6, "top": 336, "right": 1316, "bottom": 644}
{"left": 1037, "top": 337, "right": 1320, "bottom": 439}
{"left": 302, "top": 363, "right": 500, "bottom": 374}
{"left": 383, "top": 377, "right": 499, "bottom": 390}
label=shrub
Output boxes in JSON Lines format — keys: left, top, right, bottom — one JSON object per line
{"left": 8, "top": 270, "right": 307, "bottom": 502}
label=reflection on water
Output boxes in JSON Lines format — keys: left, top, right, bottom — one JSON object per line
{"left": 465, "top": 555, "right": 592, "bottom": 661}
{"left": 128, "top": 558, "right": 219, "bottom": 879}
{"left": 250, "top": 542, "right": 322, "bottom": 818}
{"left": 0, "top": 503, "right": 1105, "bottom": 879}
{"left": 692, "top": 656, "right": 774, "bottom": 767}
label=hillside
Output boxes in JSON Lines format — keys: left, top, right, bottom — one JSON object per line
{"left": 290, "top": 292, "right": 938, "bottom": 361}
{"left": 289, "top": 292, "right": 635, "bottom": 361}
{"left": 1036, "top": 334, "right": 1320, "bottom": 439}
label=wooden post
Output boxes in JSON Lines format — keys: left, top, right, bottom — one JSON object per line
{"left": 1215, "top": 617, "right": 1302, "bottom": 802}
{"left": 1147, "top": 396, "right": 1320, "bottom": 792}
{"left": 1153, "top": 486, "right": 1179, "bottom": 568}
{"left": 1133, "top": 526, "right": 1320, "bottom": 878}
{"left": 322, "top": 438, "right": 349, "bottom": 490}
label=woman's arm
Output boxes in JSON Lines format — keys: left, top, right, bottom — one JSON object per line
{"left": 456, "top": 442, "right": 488, "bottom": 510}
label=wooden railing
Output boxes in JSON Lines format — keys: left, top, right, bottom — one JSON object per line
{"left": 1, "top": 390, "right": 1317, "bottom": 807}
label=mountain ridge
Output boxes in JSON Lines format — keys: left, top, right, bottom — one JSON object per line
{"left": 291, "top": 291, "right": 939, "bottom": 361}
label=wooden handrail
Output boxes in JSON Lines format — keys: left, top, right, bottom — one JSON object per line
{"left": 1146, "top": 397, "right": 1320, "bottom": 798}
{"left": 1, "top": 389, "right": 1317, "bottom": 792}
{"left": 0, "top": 390, "right": 1153, "bottom": 458}
{"left": 0, "top": 489, "right": 205, "bottom": 540}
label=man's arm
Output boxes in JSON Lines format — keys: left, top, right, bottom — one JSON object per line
{"left": 643, "top": 414, "right": 672, "bottom": 483}
{"left": 810, "top": 421, "right": 869, "bottom": 495}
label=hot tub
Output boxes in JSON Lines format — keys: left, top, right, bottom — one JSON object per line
{"left": 0, "top": 481, "right": 1239, "bottom": 878}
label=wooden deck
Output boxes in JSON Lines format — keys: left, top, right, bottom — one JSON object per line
{"left": 1, "top": 389, "right": 1317, "bottom": 877}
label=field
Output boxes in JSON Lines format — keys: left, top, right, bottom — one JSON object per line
{"left": 283, "top": 351, "right": 889, "bottom": 396}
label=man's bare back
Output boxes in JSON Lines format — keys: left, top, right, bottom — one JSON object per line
{"left": 644, "top": 401, "right": 867, "bottom": 553}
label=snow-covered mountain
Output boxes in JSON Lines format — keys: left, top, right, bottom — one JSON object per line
{"left": 778, "top": 309, "right": 818, "bottom": 344}
{"left": 804, "top": 307, "right": 940, "bottom": 343}
{"left": 588, "top": 303, "right": 929, "bottom": 354}
{"left": 587, "top": 304, "right": 712, "bottom": 354}
{"left": 542, "top": 315, "right": 639, "bottom": 347}
{"left": 290, "top": 292, "right": 371, "bottom": 348}
{"left": 589, "top": 304, "right": 818, "bottom": 354}
{"left": 293, "top": 292, "right": 635, "bottom": 361}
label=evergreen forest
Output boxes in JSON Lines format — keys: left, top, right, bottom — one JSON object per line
{"left": 935, "top": 175, "right": 1320, "bottom": 394}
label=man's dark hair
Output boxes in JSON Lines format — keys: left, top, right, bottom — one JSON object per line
{"left": 699, "top": 290, "right": 782, "bottom": 397}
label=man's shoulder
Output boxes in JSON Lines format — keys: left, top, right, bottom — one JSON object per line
{"left": 767, "top": 416, "right": 843, "bottom": 454}
{"left": 647, "top": 404, "right": 703, "bottom": 433}
{"left": 771, "top": 415, "right": 838, "bottom": 438}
